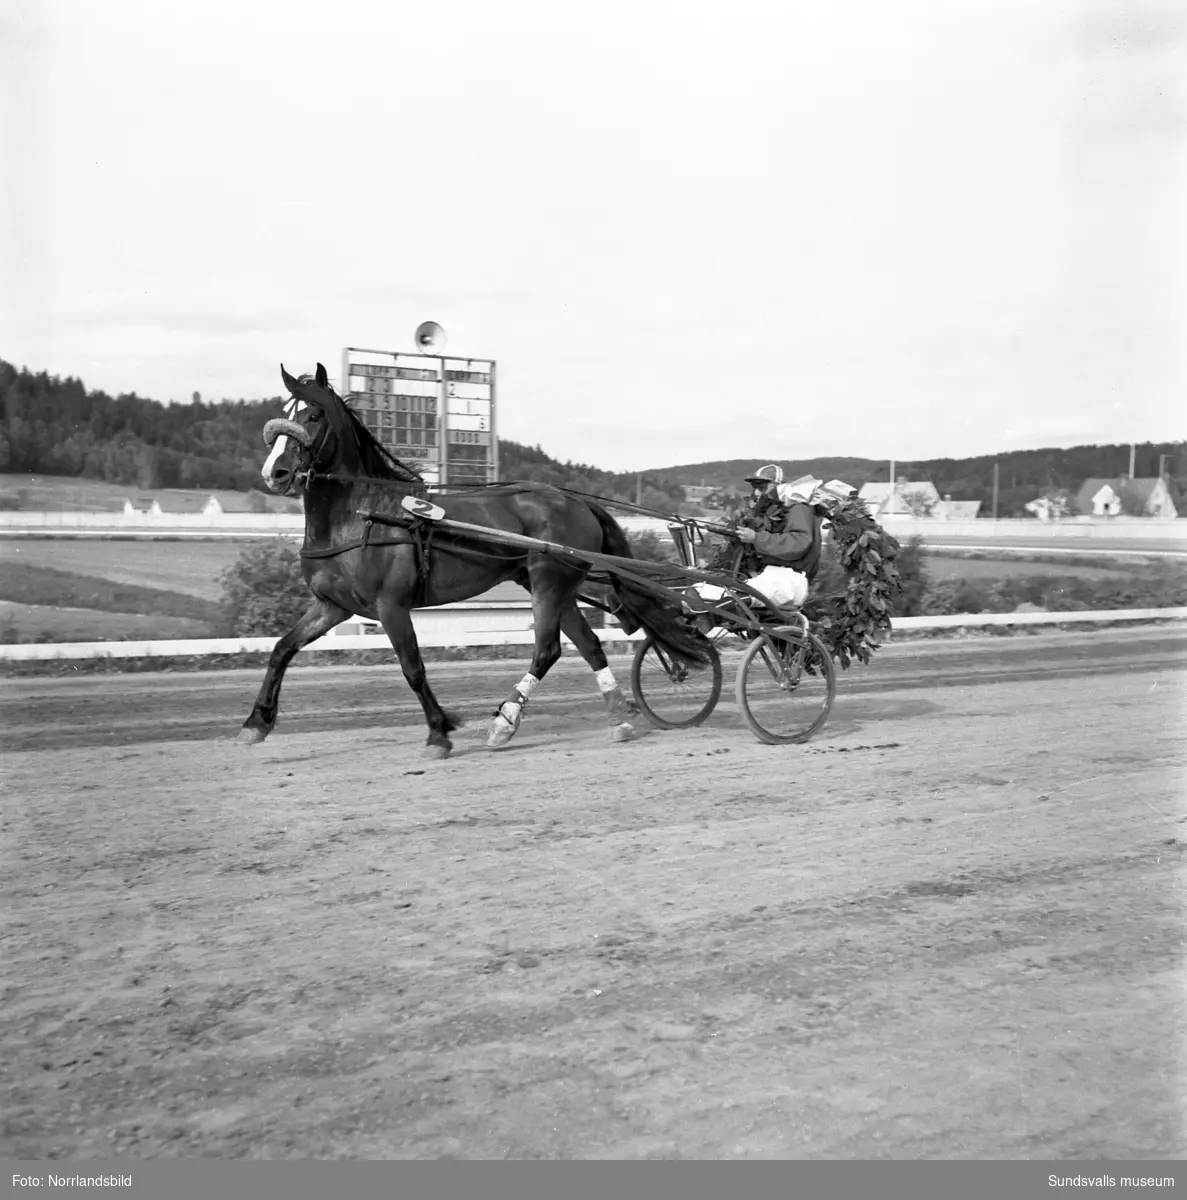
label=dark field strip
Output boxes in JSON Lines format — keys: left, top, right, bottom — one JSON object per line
{"left": 0, "top": 537, "right": 265, "bottom": 600}
{"left": 0, "top": 562, "right": 222, "bottom": 624}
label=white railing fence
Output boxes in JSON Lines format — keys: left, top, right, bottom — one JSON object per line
{"left": 2, "top": 608, "right": 1184, "bottom": 662}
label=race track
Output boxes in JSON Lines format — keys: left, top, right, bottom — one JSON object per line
{"left": 2, "top": 628, "right": 1185, "bottom": 1159}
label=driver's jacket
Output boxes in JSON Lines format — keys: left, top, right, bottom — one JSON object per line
{"left": 739, "top": 496, "right": 821, "bottom": 580}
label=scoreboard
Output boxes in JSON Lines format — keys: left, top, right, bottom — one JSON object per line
{"left": 341, "top": 346, "right": 497, "bottom": 487}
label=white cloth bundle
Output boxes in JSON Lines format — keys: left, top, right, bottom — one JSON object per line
{"left": 774, "top": 475, "right": 823, "bottom": 505}
{"left": 774, "top": 476, "right": 856, "bottom": 507}
{"left": 745, "top": 565, "right": 809, "bottom": 608}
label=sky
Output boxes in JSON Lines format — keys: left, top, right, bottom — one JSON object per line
{"left": 2, "top": 0, "right": 1184, "bottom": 472}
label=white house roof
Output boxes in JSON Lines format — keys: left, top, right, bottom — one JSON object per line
{"left": 858, "top": 480, "right": 940, "bottom": 499}
{"left": 858, "top": 481, "right": 943, "bottom": 515}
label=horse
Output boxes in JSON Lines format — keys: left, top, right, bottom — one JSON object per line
{"left": 237, "top": 363, "right": 710, "bottom": 758}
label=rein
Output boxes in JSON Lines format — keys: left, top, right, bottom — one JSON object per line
{"left": 297, "top": 504, "right": 531, "bottom": 571}
{"left": 291, "top": 473, "right": 538, "bottom": 570}
{"left": 293, "top": 469, "right": 733, "bottom": 570}
{"left": 431, "top": 479, "right": 706, "bottom": 528}
{"left": 286, "top": 431, "right": 732, "bottom": 584}
{"left": 277, "top": 392, "right": 554, "bottom": 587}
{"left": 306, "top": 468, "right": 702, "bottom": 529}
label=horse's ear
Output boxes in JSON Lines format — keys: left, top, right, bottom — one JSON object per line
{"left": 315, "top": 363, "right": 329, "bottom": 388}
{"left": 280, "top": 364, "right": 300, "bottom": 394}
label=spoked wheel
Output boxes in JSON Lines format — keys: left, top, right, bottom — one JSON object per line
{"left": 735, "top": 628, "right": 835, "bottom": 745}
{"left": 630, "top": 635, "right": 723, "bottom": 729}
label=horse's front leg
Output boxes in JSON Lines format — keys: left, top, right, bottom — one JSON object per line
{"left": 237, "top": 598, "right": 350, "bottom": 744}
{"left": 376, "top": 599, "right": 459, "bottom": 759}
{"left": 487, "top": 574, "right": 569, "bottom": 750}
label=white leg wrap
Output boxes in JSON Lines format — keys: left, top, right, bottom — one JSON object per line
{"left": 596, "top": 666, "right": 639, "bottom": 728}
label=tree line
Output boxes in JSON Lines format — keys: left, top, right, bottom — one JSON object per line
{"left": 1, "top": 358, "right": 1182, "bottom": 516}
{"left": 0, "top": 358, "right": 689, "bottom": 507}
{"left": 0, "top": 359, "right": 281, "bottom": 491}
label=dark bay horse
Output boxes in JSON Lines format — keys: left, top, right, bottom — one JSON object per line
{"left": 238, "top": 363, "right": 709, "bottom": 757}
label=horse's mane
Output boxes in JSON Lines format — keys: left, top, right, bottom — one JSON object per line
{"left": 313, "top": 380, "right": 426, "bottom": 490}
{"left": 341, "top": 405, "right": 427, "bottom": 487}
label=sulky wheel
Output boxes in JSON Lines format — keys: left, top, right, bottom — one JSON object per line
{"left": 630, "top": 634, "right": 723, "bottom": 730}
{"left": 734, "top": 628, "right": 835, "bottom": 745}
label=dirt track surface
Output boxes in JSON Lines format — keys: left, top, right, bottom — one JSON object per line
{"left": 2, "top": 629, "right": 1185, "bottom": 1160}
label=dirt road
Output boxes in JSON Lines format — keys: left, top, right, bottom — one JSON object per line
{"left": 2, "top": 629, "right": 1184, "bottom": 1159}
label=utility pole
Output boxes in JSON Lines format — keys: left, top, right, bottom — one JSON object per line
{"left": 635, "top": 473, "right": 642, "bottom": 506}
{"left": 888, "top": 458, "right": 896, "bottom": 515}
{"left": 1129, "top": 443, "right": 1136, "bottom": 480}
{"left": 992, "top": 462, "right": 999, "bottom": 520}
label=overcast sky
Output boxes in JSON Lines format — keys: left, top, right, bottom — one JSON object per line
{"left": 2, "top": 0, "right": 1183, "bottom": 472}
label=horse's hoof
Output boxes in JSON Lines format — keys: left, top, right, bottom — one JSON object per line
{"left": 608, "top": 721, "right": 636, "bottom": 743}
{"left": 423, "top": 743, "right": 451, "bottom": 760}
{"left": 486, "top": 702, "right": 523, "bottom": 749}
{"left": 486, "top": 716, "right": 520, "bottom": 749}
{"left": 236, "top": 726, "right": 268, "bottom": 745}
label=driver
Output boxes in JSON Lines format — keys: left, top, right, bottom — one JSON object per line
{"left": 732, "top": 464, "right": 820, "bottom": 608}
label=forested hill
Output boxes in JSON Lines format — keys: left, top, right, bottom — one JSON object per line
{"left": 0, "top": 359, "right": 283, "bottom": 492}
{"left": 0, "top": 358, "right": 688, "bottom": 507}
{"left": 1, "top": 359, "right": 1182, "bottom": 516}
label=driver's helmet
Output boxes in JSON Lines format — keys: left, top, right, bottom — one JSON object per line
{"left": 744, "top": 464, "right": 783, "bottom": 490}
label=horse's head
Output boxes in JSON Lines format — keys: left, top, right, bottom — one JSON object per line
{"left": 261, "top": 363, "right": 340, "bottom": 494}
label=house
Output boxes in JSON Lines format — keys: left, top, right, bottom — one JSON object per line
{"left": 858, "top": 479, "right": 944, "bottom": 517}
{"left": 1024, "top": 489, "right": 1074, "bottom": 522}
{"left": 615, "top": 514, "right": 679, "bottom": 538}
{"left": 1074, "top": 477, "right": 1178, "bottom": 519}
{"left": 116, "top": 490, "right": 300, "bottom": 517}
{"left": 941, "top": 499, "right": 982, "bottom": 520}
{"left": 141, "top": 494, "right": 225, "bottom": 516}
{"left": 682, "top": 485, "right": 718, "bottom": 504}
{"left": 206, "top": 491, "right": 302, "bottom": 514}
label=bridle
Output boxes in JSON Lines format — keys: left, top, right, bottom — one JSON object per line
{"left": 264, "top": 396, "right": 335, "bottom": 493}
{"left": 292, "top": 422, "right": 333, "bottom": 489}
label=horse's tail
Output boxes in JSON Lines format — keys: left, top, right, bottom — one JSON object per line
{"left": 584, "top": 501, "right": 711, "bottom": 668}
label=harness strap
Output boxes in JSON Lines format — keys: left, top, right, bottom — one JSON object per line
{"left": 295, "top": 515, "right": 434, "bottom": 609}
{"left": 299, "top": 517, "right": 419, "bottom": 560}
{"left": 359, "top": 509, "right": 530, "bottom": 566}
{"left": 413, "top": 522, "right": 434, "bottom": 608}
{"left": 300, "top": 536, "right": 416, "bottom": 559}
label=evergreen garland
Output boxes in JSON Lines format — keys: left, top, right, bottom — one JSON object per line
{"left": 808, "top": 492, "right": 903, "bottom": 669}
